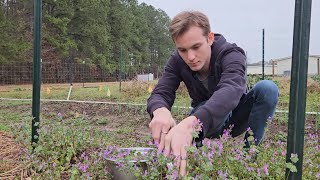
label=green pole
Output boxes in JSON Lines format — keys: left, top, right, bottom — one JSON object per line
{"left": 286, "top": 0, "right": 312, "bottom": 179}
{"left": 124, "top": 49, "right": 126, "bottom": 80}
{"left": 262, "top": 28, "right": 265, "bottom": 80}
{"left": 119, "top": 46, "right": 122, "bottom": 92}
{"left": 31, "top": 0, "right": 42, "bottom": 146}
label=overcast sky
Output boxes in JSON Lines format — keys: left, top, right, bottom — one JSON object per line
{"left": 138, "top": 0, "right": 319, "bottom": 63}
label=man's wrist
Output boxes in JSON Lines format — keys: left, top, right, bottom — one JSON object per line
{"left": 153, "top": 107, "right": 169, "bottom": 116}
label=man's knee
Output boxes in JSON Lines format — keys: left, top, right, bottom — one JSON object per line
{"left": 253, "top": 80, "right": 279, "bottom": 106}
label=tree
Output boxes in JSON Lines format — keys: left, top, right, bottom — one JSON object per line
{"left": 0, "top": 0, "right": 31, "bottom": 64}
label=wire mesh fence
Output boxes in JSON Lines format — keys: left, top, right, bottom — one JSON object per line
{"left": 0, "top": 62, "right": 164, "bottom": 85}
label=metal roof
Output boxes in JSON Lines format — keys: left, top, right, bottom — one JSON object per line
{"left": 272, "top": 55, "right": 320, "bottom": 62}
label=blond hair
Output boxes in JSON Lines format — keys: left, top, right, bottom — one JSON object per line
{"left": 169, "top": 11, "right": 211, "bottom": 41}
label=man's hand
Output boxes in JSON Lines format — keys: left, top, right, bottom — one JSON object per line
{"left": 149, "top": 107, "right": 176, "bottom": 152}
{"left": 164, "top": 116, "right": 198, "bottom": 177}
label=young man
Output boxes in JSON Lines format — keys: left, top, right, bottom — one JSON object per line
{"left": 147, "top": 11, "right": 278, "bottom": 176}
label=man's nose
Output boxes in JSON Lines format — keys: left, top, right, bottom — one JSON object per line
{"left": 187, "top": 50, "right": 195, "bottom": 61}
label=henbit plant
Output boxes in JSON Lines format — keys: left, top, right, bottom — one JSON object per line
{"left": 246, "top": 75, "right": 280, "bottom": 91}
{"left": 8, "top": 112, "right": 320, "bottom": 179}
{"left": 96, "top": 122, "right": 319, "bottom": 180}
{"left": 311, "top": 75, "right": 320, "bottom": 85}
{"left": 105, "top": 129, "right": 272, "bottom": 179}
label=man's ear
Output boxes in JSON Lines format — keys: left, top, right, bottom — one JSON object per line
{"left": 208, "top": 32, "right": 214, "bottom": 45}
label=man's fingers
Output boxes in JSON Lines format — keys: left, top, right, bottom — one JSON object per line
{"left": 149, "top": 117, "right": 174, "bottom": 147}
{"left": 151, "top": 124, "right": 161, "bottom": 146}
{"left": 170, "top": 119, "right": 176, "bottom": 127}
{"left": 172, "top": 143, "right": 181, "bottom": 169}
{"left": 161, "top": 126, "right": 170, "bottom": 134}
{"left": 158, "top": 132, "right": 166, "bottom": 152}
{"left": 164, "top": 134, "right": 171, "bottom": 156}
{"left": 179, "top": 145, "right": 188, "bottom": 177}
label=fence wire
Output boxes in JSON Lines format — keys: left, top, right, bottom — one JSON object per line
{"left": 0, "top": 62, "right": 163, "bottom": 85}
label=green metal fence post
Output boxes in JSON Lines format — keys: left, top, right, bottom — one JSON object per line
{"left": 286, "top": 0, "right": 312, "bottom": 179}
{"left": 119, "top": 46, "right": 122, "bottom": 92}
{"left": 262, "top": 28, "right": 265, "bottom": 80}
{"left": 31, "top": 0, "right": 42, "bottom": 147}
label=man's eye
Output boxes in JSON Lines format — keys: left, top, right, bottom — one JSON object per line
{"left": 179, "top": 49, "right": 187, "bottom": 53}
{"left": 193, "top": 46, "right": 200, "bottom": 50}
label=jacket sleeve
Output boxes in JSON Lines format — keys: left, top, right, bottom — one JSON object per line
{"left": 147, "top": 54, "right": 182, "bottom": 118}
{"left": 193, "top": 46, "right": 247, "bottom": 139}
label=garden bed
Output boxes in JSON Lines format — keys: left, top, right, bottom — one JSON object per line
{"left": 0, "top": 100, "right": 319, "bottom": 179}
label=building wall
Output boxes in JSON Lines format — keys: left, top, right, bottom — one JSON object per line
{"left": 276, "top": 56, "right": 320, "bottom": 75}
{"left": 276, "top": 58, "right": 291, "bottom": 76}
{"left": 247, "top": 65, "right": 274, "bottom": 75}
{"left": 308, "top": 56, "right": 320, "bottom": 75}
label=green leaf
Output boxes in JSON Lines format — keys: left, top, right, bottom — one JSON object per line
{"left": 34, "top": 122, "right": 40, "bottom": 127}
{"left": 34, "top": 145, "right": 43, "bottom": 153}
{"left": 290, "top": 153, "right": 299, "bottom": 163}
{"left": 286, "top": 162, "right": 297, "bottom": 173}
{"left": 247, "top": 135, "right": 254, "bottom": 142}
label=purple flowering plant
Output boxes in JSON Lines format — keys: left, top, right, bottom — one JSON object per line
{"left": 10, "top": 114, "right": 320, "bottom": 179}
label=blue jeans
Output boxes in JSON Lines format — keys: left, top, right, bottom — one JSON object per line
{"left": 191, "top": 80, "right": 279, "bottom": 148}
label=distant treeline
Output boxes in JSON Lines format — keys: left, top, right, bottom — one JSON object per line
{"left": 0, "top": 0, "right": 174, "bottom": 75}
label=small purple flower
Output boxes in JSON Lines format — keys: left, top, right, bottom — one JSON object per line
{"left": 167, "top": 162, "right": 173, "bottom": 172}
{"left": 235, "top": 154, "right": 242, "bottom": 161}
{"left": 79, "top": 164, "right": 89, "bottom": 172}
{"left": 257, "top": 168, "right": 261, "bottom": 177}
{"left": 172, "top": 170, "right": 179, "bottom": 180}
{"left": 249, "top": 147, "right": 255, "bottom": 154}
{"left": 207, "top": 151, "right": 214, "bottom": 159}
{"left": 148, "top": 140, "right": 153, "bottom": 146}
{"left": 308, "top": 133, "right": 316, "bottom": 139}
{"left": 86, "top": 172, "right": 91, "bottom": 178}
{"left": 246, "top": 166, "right": 253, "bottom": 172}
{"left": 81, "top": 152, "right": 86, "bottom": 158}
{"left": 103, "top": 149, "right": 112, "bottom": 158}
{"left": 316, "top": 172, "right": 320, "bottom": 178}
{"left": 218, "top": 170, "right": 228, "bottom": 179}
{"left": 222, "top": 129, "right": 231, "bottom": 140}
{"left": 204, "top": 139, "right": 211, "bottom": 147}
{"left": 155, "top": 140, "right": 160, "bottom": 147}
{"left": 163, "top": 149, "right": 171, "bottom": 156}
{"left": 116, "top": 162, "right": 124, "bottom": 168}
{"left": 263, "top": 164, "right": 269, "bottom": 175}
{"left": 18, "top": 122, "right": 25, "bottom": 129}
{"left": 216, "top": 140, "right": 223, "bottom": 154}
{"left": 143, "top": 170, "right": 148, "bottom": 176}
{"left": 277, "top": 140, "right": 284, "bottom": 145}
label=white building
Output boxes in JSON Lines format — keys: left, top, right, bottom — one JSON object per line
{"left": 137, "top": 73, "right": 154, "bottom": 81}
{"left": 274, "top": 55, "right": 320, "bottom": 76}
{"left": 247, "top": 65, "right": 274, "bottom": 75}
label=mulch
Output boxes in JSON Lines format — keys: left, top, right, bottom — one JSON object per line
{"left": 0, "top": 131, "right": 30, "bottom": 180}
